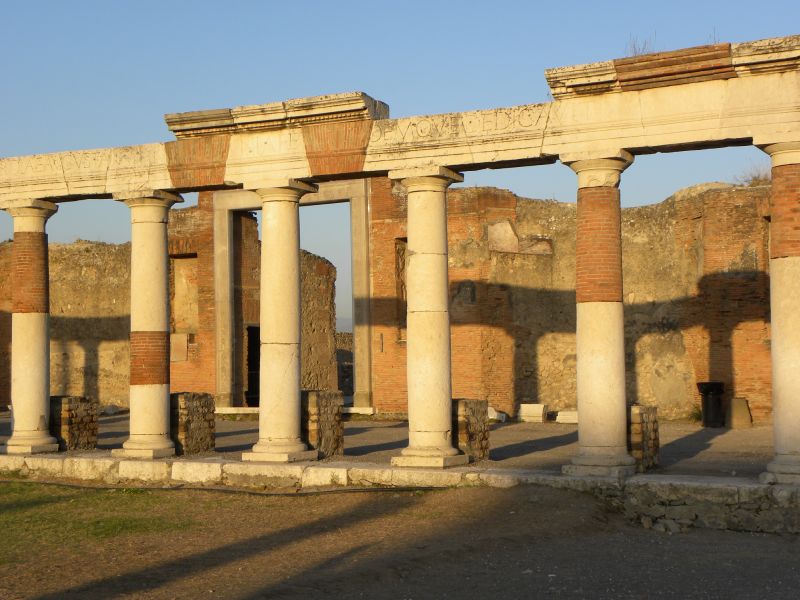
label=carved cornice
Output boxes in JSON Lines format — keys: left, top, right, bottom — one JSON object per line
{"left": 546, "top": 35, "right": 800, "bottom": 99}
{"left": 165, "top": 92, "right": 389, "bottom": 139}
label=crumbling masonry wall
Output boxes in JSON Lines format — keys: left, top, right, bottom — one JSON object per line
{"left": 369, "top": 180, "right": 772, "bottom": 422}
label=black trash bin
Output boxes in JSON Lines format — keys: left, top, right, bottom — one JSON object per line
{"left": 697, "top": 381, "right": 725, "bottom": 427}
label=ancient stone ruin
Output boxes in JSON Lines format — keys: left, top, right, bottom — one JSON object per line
{"left": 0, "top": 35, "right": 798, "bottom": 484}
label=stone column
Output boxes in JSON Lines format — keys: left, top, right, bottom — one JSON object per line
{"left": 760, "top": 142, "right": 800, "bottom": 484}
{"left": 242, "top": 180, "right": 319, "bottom": 463}
{"left": 1, "top": 200, "right": 58, "bottom": 454}
{"left": 562, "top": 152, "right": 636, "bottom": 477}
{"left": 113, "top": 191, "right": 181, "bottom": 458}
{"left": 388, "top": 166, "right": 468, "bottom": 468}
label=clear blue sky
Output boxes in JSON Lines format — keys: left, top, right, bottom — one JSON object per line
{"left": 0, "top": 1, "right": 796, "bottom": 328}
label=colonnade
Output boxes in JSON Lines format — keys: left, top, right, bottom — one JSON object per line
{"left": 1, "top": 144, "right": 799, "bottom": 482}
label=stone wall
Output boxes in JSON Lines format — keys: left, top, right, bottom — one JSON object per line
{"left": 369, "top": 180, "right": 772, "bottom": 422}
{"left": 0, "top": 195, "right": 339, "bottom": 408}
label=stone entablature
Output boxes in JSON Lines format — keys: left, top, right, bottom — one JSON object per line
{"left": 545, "top": 35, "right": 800, "bottom": 98}
{"left": 0, "top": 35, "right": 796, "bottom": 204}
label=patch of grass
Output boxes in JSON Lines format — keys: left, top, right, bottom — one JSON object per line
{"left": 689, "top": 405, "right": 703, "bottom": 423}
{"left": 0, "top": 482, "right": 196, "bottom": 565}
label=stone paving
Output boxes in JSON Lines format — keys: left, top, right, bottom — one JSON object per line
{"left": 0, "top": 412, "right": 774, "bottom": 479}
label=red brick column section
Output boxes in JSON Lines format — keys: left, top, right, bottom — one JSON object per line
{"left": 770, "top": 163, "right": 800, "bottom": 259}
{"left": 562, "top": 152, "right": 635, "bottom": 478}
{"left": 760, "top": 142, "right": 800, "bottom": 484}
{"left": 112, "top": 190, "right": 182, "bottom": 459}
{"left": 129, "top": 331, "right": 170, "bottom": 385}
{"left": 11, "top": 231, "right": 50, "bottom": 313}
{"left": 576, "top": 186, "right": 623, "bottom": 303}
{"left": 1, "top": 200, "right": 59, "bottom": 454}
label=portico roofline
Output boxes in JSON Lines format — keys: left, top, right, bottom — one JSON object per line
{"left": 0, "top": 34, "right": 797, "bottom": 204}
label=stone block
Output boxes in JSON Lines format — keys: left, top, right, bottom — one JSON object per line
{"left": 390, "top": 468, "right": 465, "bottom": 488}
{"left": 62, "top": 457, "right": 119, "bottom": 483}
{"left": 556, "top": 410, "right": 578, "bottom": 424}
{"left": 222, "top": 462, "right": 304, "bottom": 488}
{"left": 170, "top": 392, "right": 215, "bottom": 455}
{"left": 728, "top": 397, "right": 752, "bottom": 429}
{"left": 302, "top": 390, "right": 344, "bottom": 458}
{"left": 49, "top": 396, "right": 98, "bottom": 451}
{"left": 518, "top": 403, "right": 548, "bottom": 423}
{"left": 301, "top": 466, "right": 349, "bottom": 488}
{"left": 24, "top": 456, "right": 65, "bottom": 477}
{"left": 452, "top": 398, "right": 490, "bottom": 460}
{"left": 171, "top": 460, "right": 223, "bottom": 485}
{"left": 348, "top": 467, "right": 394, "bottom": 487}
{"left": 118, "top": 459, "right": 171, "bottom": 482}
{"left": 0, "top": 455, "right": 26, "bottom": 473}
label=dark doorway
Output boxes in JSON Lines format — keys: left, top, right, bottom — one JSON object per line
{"left": 246, "top": 326, "right": 260, "bottom": 407}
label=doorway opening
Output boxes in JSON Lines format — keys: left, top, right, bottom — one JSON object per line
{"left": 245, "top": 326, "right": 260, "bottom": 407}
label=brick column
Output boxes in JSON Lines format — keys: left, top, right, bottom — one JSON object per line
{"left": 388, "top": 166, "right": 468, "bottom": 468}
{"left": 242, "top": 180, "right": 319, "bottom": 463}
{"left": 562, "top": 152, "right": 636, "bottom": 477}
{"left": 113, "top": 191, "right": 181, "bottom": 458}
{"left": 760, "top": 142, "right": 800, "bottom": 484}
{"left": 0, "top": 200, "right": 58, "bottom": 454}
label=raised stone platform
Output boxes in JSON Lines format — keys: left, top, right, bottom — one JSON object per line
{"left": 1, "top": 452, "right": 798, "bottom": 534}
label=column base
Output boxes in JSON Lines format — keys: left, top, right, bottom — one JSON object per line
{"left": 111, "top": 447, "right": 175, "bottom": 459}
{"left": 391, "top": 454, "right": 469, "bottom": 468}
{"left": 759, "top": 456, "right": 800, "bottom": 485}
{"left": 241, "top": 449, "right": 319, "bottom": 463}
{"left": 1, "top": 442, "right": 59, "bottom": 455}
{"left": 563, "top": 449, "right": 636, "bottom": 478}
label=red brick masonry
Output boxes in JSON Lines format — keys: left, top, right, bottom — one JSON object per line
{"left": 12, "top": 231, "right": 49, "bottom": 313}
{"left": 130, "top": 331, "right": 170, "bottom": 386}
{"left": 770, "top": 164, "right": 800, "bottom": 259}
{"left": 576, "top": 186, "right": 623, "bottom": 303}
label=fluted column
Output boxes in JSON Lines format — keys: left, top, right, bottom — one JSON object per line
{"left": 242, "top": 179, "right": 319, "bottom": 463}
{"left": 1, "top": 200, "right": 58, "bottom": 454}
{"left": 562, "top": 152, "right": 636, "bottom": 477}
{"left": 112, "top": 191, "right": 181, "bottom": 458}
{"left": 388, "top": 166, "right": 468, "bottom": 468}
{"left": 760, "top": 142, "right": 800, "bottom": 485}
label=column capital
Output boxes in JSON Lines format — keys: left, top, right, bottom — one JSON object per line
{"left": 113, "top": 189, "right": 183, "bottom": 208}
{"left": 561, "top": 150, "right": 634, "bottom": 189}
{"left": 388, "top": 165, "right": 463, "bottom": 191}
{"left": 254, "top": 179, "right": 318, "bottom": 202}
{"left": 0, "top": 199, "right": 58, "bottom": 233}
{"left": 760, "top": 142, "right": 800, "bottom": 167}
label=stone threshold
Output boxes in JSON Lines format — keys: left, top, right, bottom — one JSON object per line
{"left": 1, "top": 454, "right": 798, "bottom": 534}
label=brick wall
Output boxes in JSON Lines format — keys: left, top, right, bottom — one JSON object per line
{"left": 368, "top": 181, "right": 773, "bottom": 422}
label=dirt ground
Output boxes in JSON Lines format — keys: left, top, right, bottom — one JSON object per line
{"left": 2, "top": 480, "right": 799, "bottom": 599}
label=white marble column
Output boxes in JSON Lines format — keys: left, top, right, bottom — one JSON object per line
{"left": 1, "top": 200, "right": 58, "bottom": 454}
{"left": 113, "top": 191, "right": 181, "bottom": 458}
{"left": 243, "top": 179, "right": 319, "bottom": 462}
{"left": 388, "top": 166, "right": 468, "bottom": 468}
{"left": 759, "top": 142, "right": 800, "bottom": 484}
{"left": 561, "top": 152, "right": 636, "bottom": 477}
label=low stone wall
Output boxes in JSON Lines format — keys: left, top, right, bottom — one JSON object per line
{"left": 170, "top": 392, "right": 215, "bottom": 455}
{"left": 623, "top": 476, "right": 800, "bottom": 534}
{"left": 1, "top": 453, "right": 798, "bottom": 534}
{"left": 452, "top": 399, "right": 490, "bottom": 461}
{"left": 49, "top": 396, "right": 98, "bottom": 451}
{"left": 302, "top": 390, "right": 344, "bottom": 458}
{"left": 628, "top": 405, "right": 659, "bottom": 472}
